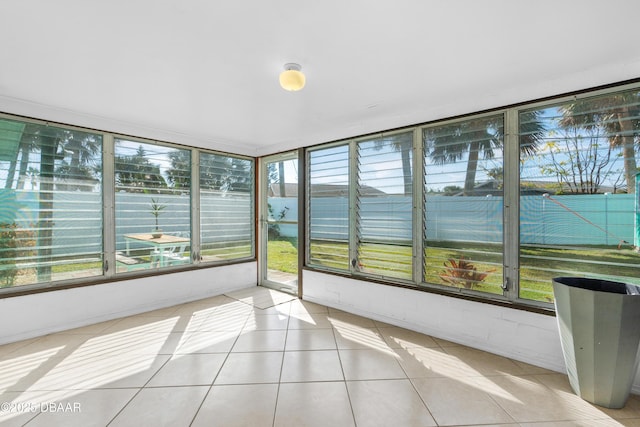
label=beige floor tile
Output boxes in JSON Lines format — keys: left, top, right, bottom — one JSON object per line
{"left": 254, "top": 304, "right": 291, "bottom": 316}
{"left": 25, "top": 388, "right": 138, "bottom": 427}
{"left": 168, "top": 313, "right": 213, "bottom": 333}
{"left": 285, "top": 328, "right": 337, "bottom": 351}
{"left": 225, "top": 289, "right": 293, "bottom": 310}
{"left": 512, "top": 359, "right": 556, "bottom": 375}
{"left": 377, "top": 326, "right": 440, "bottom": 349}
{"left": 347, "top": 379, "right": 437, "bottom": 427}
{"left": 534, "top": 373, "right": 635, "bottom": 419}
{"left": 197, "top": 313, "right": 250, "bottom": 332}
{"left": 109, "top": 386, "right": 209, "bottom": 427}
{"left": 214, "top": 352, "right": 283, "bottom": 384}
{"left": 170, "top": 303, "right": 216, "bottom": 318}
{"left": 412, "top": 376, "right": 515, "bottom": 426}
{"left": 339, "top": 349, "right": 406, "bottom": 380}
{"left": 195, "top": 294, "right": 239, "bottom": 307}
{"left": 101, "top": 315, "right": 182, "bottom": 335}
{"left": 452, "top": 424, "right": 520, "bottom": 427}
{"left": 329, "top": 311, "right": 377, "bottom": 328}
{"left": 174, "top": 331, "right": 238, "bottom": 354}
{"left": 147, "top": 353, "right": 227, "bottom": 386}
{"left": 433, "top": 336, "right": 464, "bottom": 348}
{"left": 613, "top": 420, "right": 640, "bottom": 426}
{"left": 27, "top": 353, "right": 171, "bottom": 390}
{"left": 208, "top": 302, "right": 254, "bottom": 320}
{"left": 519, "top": 422, "right": 631, "bottom": 427}
{"left": 274, "top": 382, "right": 355, "bottom": 427}
{"left": 289, "top": 300, "right": 329, "bottom": 315}
{"left": 4, "top": 287, "right": 632, "bottom": 426}
{"left": 600, "top": 393, "right": 640, "bottom": 419}
{"left": 394, "top": 346, "right": 470, "bottom": 378}
{"left": 154, "top": 310, "right": 214, "bottom": 333}
{"left": 137, "top": 305, "right": 180, "bottom": 318}
{"left": 231, "top": 330, "right": 287, "bottom": 352}
{"left": 287, "top": 313, "right": 332, "bottom": 329}
{"left": 474, "top": 374, "right": 605, "bottom": 422}
{"left": 0, "top": 337, "right": 42, "bottom": 359}
{"left": 0, "top": 391, "right": 44, "bottom": 426}
{"left": 280, "top": 350, "right": 344, "bottom": 382}
{"left": 0, "top": 352, "right": 66, "bottom": 392}
{"left": 372, "top": 319, "right": 397, "bottom": 328}
{"left": 3, "top": 334, "right": 92, "bottom": 360}
{"left": 443, "top": 345, "right": 528, "bottom": 376}
{"left": 243, "top": 313, "right": 289, "bottom": 331}
{"left": 77, "top": 331, "right": 190, "bottom": 356}
{"left": 191, "top": 383, "right": 278, "bottom": 427}
{"left": 334, "top": 326, "right": 390, "bottom": 351}
{"left": 56, "top": 319, "right": 122, "bottom": 335}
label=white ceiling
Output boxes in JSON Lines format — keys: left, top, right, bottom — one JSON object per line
{"left": 1, "top": 0, "right": 639, "bottom": 157}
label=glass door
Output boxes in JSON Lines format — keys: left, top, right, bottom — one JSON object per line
{"left": 260, "top": 152, "right": 299, "bottom": 295}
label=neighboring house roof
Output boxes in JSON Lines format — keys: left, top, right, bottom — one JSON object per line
{"left": 448, "top": 180, "right": 623, "bottom": 196}
{"left": 269, "top": 183, "right": 386, "bottom": 197}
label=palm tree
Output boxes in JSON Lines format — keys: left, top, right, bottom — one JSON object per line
{"left": 4, "top": 123, "right": 39, "bottom": 190}
{"left": 55, "top": 130, "right": 101, "bottom": 191}
{"left": 166, "top": 150, "right": 191, "bottom": 190}
{"left": 115, "top": 145, "right": 167, "bottom": 192}
{"left": 425, "top": 117, "right": 502, "bottom": 195}
{"left": 198, "top": 153, "right": 251, "bottom": 192}
{"left": 558, "top": 90, "right": 640, "bottom": 193}
{"left": 425, "top": 112, "right": 544, "bottom": 195}
{"left": 370, "top": 132, "right": 413, "bottom": 195}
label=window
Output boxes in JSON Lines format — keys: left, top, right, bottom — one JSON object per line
{"left": 307, "top": 133, "right": 414, "bottom": 281}
{"left": 356, "top": 132, "right": 413, "bottom": 280}
{"left": 422, "top": 115, "right": 505, "bottom": 295}
{"left": 200, "top": 152, "right": 253, "bottom": 262}
{"left": 307, "top": 144, "right": 350, "bottom": 271}
{"left": 0, "top": 119, "right": 103, "bottom": 287}
{"left": 0, "top": 117, "right": 256, "bottom": 292}
{"left": 518, "top": 89, "right": 640, "bottom": 302}
{"left": 114, "top": 139, "right": 192, "bottom": 272}
{"left": 303, "top": 83, "right": 640, "bottom": 308}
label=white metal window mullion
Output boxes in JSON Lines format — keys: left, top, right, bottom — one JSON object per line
{"left": 190, "top": 149, "right": 200, "bottom": 264}
{"left": 348, "top": 140, "right": 359, "bottom": 273}
{"left": 102, "top": 134, "right": 116, "bottom": 278}
{"left": 413, "top": 128, "right": 423, "bottom": 285}
{"left": 503, "top": 109, "right": 520, "bottom": 300}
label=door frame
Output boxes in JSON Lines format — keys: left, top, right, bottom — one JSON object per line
{"left": 258, "top": 151, "right": 302, "bottom": 295}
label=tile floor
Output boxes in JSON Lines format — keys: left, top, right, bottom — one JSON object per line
{"left": 0, "top": 287, "right": 639, "bottom": 426}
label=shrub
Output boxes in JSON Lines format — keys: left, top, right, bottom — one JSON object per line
{"left": 0, "top": 223, "right": 36, "bottom": 287}
{"left": 439, "top": 256, "right": 495, "bottom": 290}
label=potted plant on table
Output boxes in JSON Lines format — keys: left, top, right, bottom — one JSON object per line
{"left": 149, "top": 198, "right": 166, "bottom": 238}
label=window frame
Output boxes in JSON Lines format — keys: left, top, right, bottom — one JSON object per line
{"left": 0, "top": 116, "right": 256, "bottom": 297}
{"left": 303, "top": 80, "right": 640, "bottom": 311}
{"left": 419, "top": 110, "right": 508, "bottom": 300}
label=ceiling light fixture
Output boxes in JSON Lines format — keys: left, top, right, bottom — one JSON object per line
{"left": 279, "top": 63, "right": 305, "bottom": 91}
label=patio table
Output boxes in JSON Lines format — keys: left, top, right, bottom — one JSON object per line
{"left": 123, "top": 233, "right": 190, "bottom": 267}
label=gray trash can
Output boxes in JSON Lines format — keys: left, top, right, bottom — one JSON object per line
{"left": 553, "top": 277, "right": 640, "bottom": 408}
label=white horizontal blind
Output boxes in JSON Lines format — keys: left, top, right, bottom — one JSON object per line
{"left": 0, "top": 118, "right": 103, "bottom": 286}
{"left": 199, "top": 153, "right": 253, "bottom": 261}
{"left": 307, "top": 145, "right": 350, "bottom": 271}
{"left": 518, "top": 89, "right": 640, "bottom": 302}
{"left": 356, "top": 132, "right": 413, "bottom": 280}
{"left": 423, "top": 115, "right": 504, "bottom": 294}
{"left": 114, "top": 139, "right": 191, "bottom": 271}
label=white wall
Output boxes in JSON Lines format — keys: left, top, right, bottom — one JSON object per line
{"left": 302, "top": 269, "right": 640, "bottom": 394}
{"left": 0, "top": 262, "right": 257, "bottom": 345}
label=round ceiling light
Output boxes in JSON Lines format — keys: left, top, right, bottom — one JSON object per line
{"left": 279, "top": 63, "right": 305, "bottom": 91}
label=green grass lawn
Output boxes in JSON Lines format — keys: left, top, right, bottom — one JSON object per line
{"left": 307, "top": 239, "right": 640, "bottom": 303}
{"left": 6, "top": 239, "right": 638, "bottom": 305}
{"left": 267, "top": 237, "right": 298, "bottom": 273}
